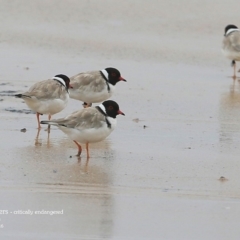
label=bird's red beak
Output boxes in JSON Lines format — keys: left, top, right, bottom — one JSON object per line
{"left": 117, "top": 110, "right": 125, "bottom": 116}
{"left": 69, "top": 84, "right": 73, "bottom": 88}
{"left": 119, "top": 76, "right": 127, "bottom": 82}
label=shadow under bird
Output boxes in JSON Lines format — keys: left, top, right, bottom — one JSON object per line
{"left": 69, "top": 67, "right": 126, "bottom": 107}
{"left": 15, "top": 74, "right": 72, "bottom": 128}
{"left": 40, "top": 100, "right": 125, "bottom": 158}
{"left": 222, "top": 24, "right": 240, "bottom": 78}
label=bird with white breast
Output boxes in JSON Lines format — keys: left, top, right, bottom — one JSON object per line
{"left": 40, "top": 100, "right": 125, "bottom": 158}
{"left": 69, "top": 67, "right": 126, "bottom": 107}
{"left": 15, "top": 74, "right": 72, "bottom": 128}
{"left": 222, "top": 24, "right": 240, "bottom": 78}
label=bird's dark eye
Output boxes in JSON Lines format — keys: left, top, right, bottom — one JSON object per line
{"left": 108, "top": 106, "right": 113, "bottom": 110}
{"left": 111, "top": 73, "right": 116, "bottom": 77}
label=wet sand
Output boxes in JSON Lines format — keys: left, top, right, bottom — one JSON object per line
{"left": 1, "top": 0, "right": 240, "bottom": 239}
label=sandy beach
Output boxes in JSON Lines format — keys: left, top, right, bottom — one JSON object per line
{"left": 1, "top": 0, "right": 240, "bottom": 239}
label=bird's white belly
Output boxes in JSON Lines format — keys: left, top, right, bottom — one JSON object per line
{"left": 69, "top": 85, "right": 115, "bottom": 103}
{"left": 59, "top": 125, "right": 114, "bottom": 143}
{"left": 24, "top": 97, "right": 68, "bottom": 115}
{"left": 222, "top": 48, "right": 240, "bottom": 61}
{"left": 59, "top": 119, "right": 117, "bottom": 144}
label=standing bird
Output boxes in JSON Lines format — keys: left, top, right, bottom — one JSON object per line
{"left": 69, "top": 67, "right": 126, "bottom": 107}
{"left": 222, "top": 24, "right": 240, "bottom": 78}
{"left": 40, "top": 100, "right": 125, "bottom": 158}
{"left": 15, "top": 74, "right": 72, "bottom": 128}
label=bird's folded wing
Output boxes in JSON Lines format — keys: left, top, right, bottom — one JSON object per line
{"left": 53, "top": 108, "right": 106, "bottom": 129}
{"left": 70, "top": 71, "right": 106, "bottom": 92}
{"left": 25, "top": 79, "right": 67, "bottom": 100}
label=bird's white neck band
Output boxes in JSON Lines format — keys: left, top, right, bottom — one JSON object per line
{"left": 226, "top": 28, "right": 240, "bottom": 36}
{"left": 98, "top": 103, "right": 106, "bottom": 114}
{"left": 101, "top": 69, "right": 109, "bottom": 80}
{"left": 52, "top": 77, "right": 66, "bottom": 87}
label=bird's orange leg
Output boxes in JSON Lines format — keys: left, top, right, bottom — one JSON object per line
{"left": 73, "top": 140, "right": 82, "bottom": 157}
{"left": 86, "top": 143, "right": 90, "bottom": 158}
{"left": 47, "top": 115, "right": 51, "bottom": 133}
{"left": 36, "top": 113, "right": 41, "bottom": 129}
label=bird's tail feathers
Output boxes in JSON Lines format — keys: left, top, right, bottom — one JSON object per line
{"left": 41, "top": 120, "right": 67, "bottom": 127}
{"left": 40, "top": 120, "right": 49, "bottom": 125}
{"left": 40, "top": 120, "right": 58, "bottom": 126}
{"left": 15, "top": 94, "right": 31, "bottom": 98}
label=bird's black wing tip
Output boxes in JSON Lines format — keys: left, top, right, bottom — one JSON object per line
{"left": 15, "top": 94, "right": 22, "bottom": 98}
{"left": 40, "top": 121, "right": 48, "bottom": 125}
{"left": 15, "top": 94, "right": 31, "bottom": 98}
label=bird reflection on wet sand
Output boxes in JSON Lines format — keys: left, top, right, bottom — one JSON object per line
{"left": 8, "top": 128, "right": 115, "bottom": 238}
{"left": 219, "top": 79, "right": 240, "bottom": 151}
{"left": 13, "top": 132, "right": 115, "bottom": 184}
{"left": 77, "top": 156, "right": 89, "bottom": 173}
{"left": 35, "top": 127, "right": 51, "bottom": 147}
{"left": 34, "top": 126, "right": 113, "bottom": 162}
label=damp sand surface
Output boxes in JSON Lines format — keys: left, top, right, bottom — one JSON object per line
{"left": 1, "top": 1, "right": 240, "bottom": 239}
